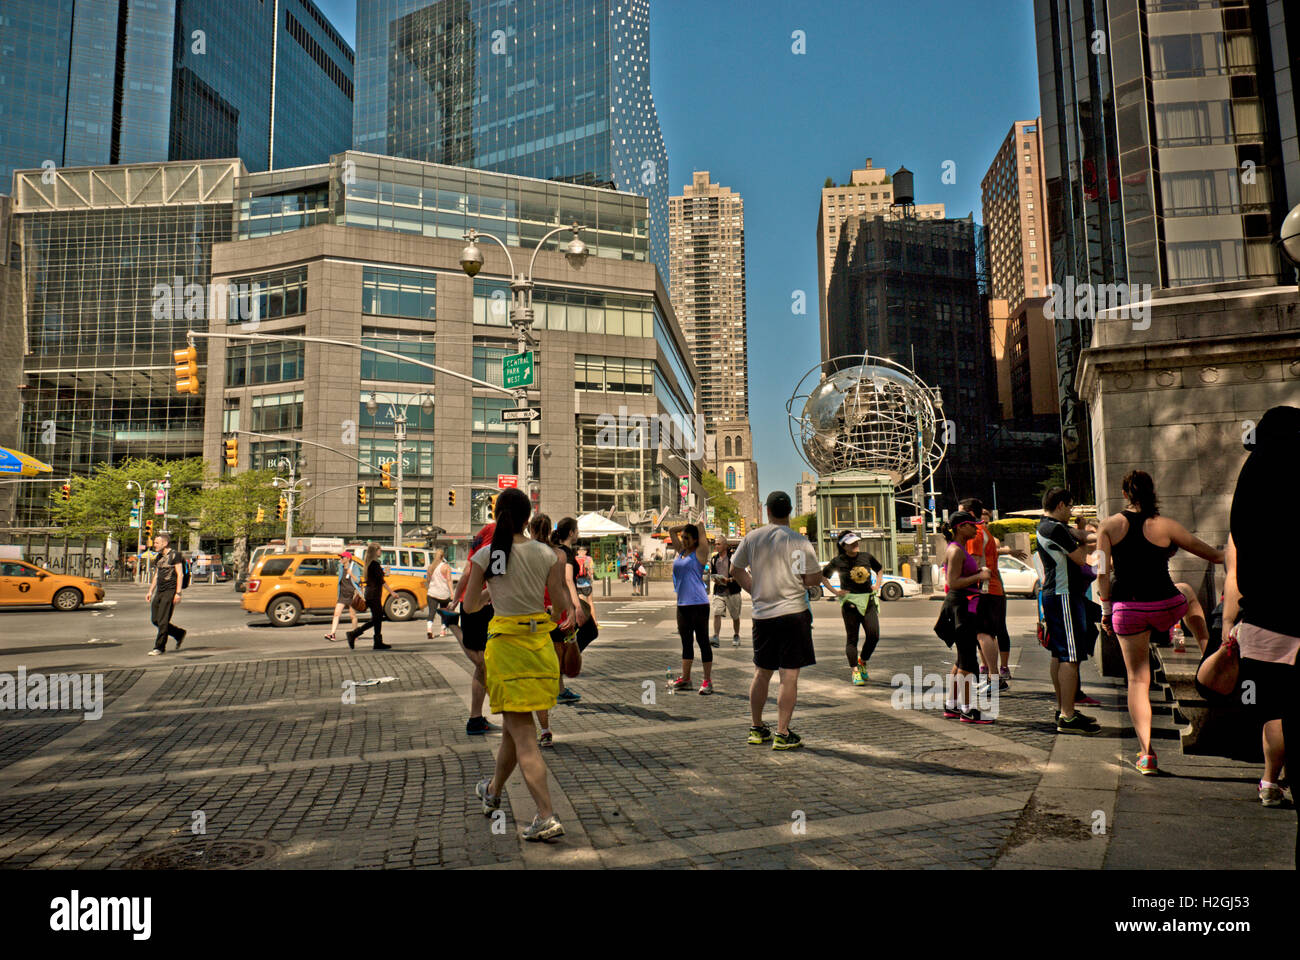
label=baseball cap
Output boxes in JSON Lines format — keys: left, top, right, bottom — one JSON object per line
{"left": 838, "top": 532, "right": 861, "bottom": 547}
{"left": 765, "top": 490, "right": 793, "bottom": 517}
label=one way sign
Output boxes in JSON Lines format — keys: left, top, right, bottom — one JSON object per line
{"left": 500, "top": 408, "right": 541, "bottom": 423}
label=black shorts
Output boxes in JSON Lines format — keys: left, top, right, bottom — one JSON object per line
{"left": 975, "top": 593, "right": 1006, "bottom": 638}
{"left": 1239, "top": 658, "right": 1293, "bottom": 723}
{"left": 460, "top": 604, "right": 493, "bottom": 652}
{"left": 752, "top": 610, "right": 816, "bottom": 671}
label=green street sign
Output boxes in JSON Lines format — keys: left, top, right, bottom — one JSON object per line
{"left": 502, "top": 351, "right": 534, "bottom": 389}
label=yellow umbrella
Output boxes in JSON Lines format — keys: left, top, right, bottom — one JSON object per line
{"left": 0, "top": 447, "right": 53, "bottom": 477}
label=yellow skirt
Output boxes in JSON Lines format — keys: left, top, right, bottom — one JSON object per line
{"left": 483, "top": 612, "right": 560, "bottom": 714}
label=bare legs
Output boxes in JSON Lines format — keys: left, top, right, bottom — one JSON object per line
{"left": 1263, "top": 719, "right": 1285, "bottom": 785}
{"left": 1174, "top": 582, "right": 1209, "bottom": 654}
{"left": 750, "top": 667, "right": 798, "bottom": 735}
{"left": 1052, "top": 658, "right": 1079, "bottom": 719}
{"left": 488, "top": 711, "right": 554, "bottom": 820}
{"left": 460, "top": 642, "right": 487, "bottom": 719}
{"left": 1118, "top": 630, "right": 1154, "bottom": 755}
{"left": 329, "top": 601, "right": 357, "bottom": 637}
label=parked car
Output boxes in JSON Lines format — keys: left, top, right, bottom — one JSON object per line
{"left": 190, "top": 556, "right": 230, "bottom": 583}
{"left": 240, "top": 552, "right": 429, "bottom": 627}
{"left": 0, "top": 559, "right": 105, "bottom": 611}
{"left": 997, "top": 555, "right": 1040, "bottom": 597}
{"left": 819, "top": 569, "right": 921, "bottom": 601}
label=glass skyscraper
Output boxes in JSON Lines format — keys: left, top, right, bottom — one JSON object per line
{"left": 352, "top": 0, "right": 670, "bottom": 281}
{"left": 0, "top": 0, "right": 354, "bottom": 187}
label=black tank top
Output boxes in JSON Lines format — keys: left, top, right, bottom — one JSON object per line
{"left": 1110, "top": 510, "right": 1178, "bottom": 602}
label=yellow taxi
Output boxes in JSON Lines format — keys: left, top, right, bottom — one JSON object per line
{"left": 240, "top": 552, "right": 429, "bottom": 627}
{"left": 0, "top": 559, "right": 105, "bottom": 611}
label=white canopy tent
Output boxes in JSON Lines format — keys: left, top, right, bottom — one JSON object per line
{"left": 576, "top": 512, "right": 631, "bottom": 537}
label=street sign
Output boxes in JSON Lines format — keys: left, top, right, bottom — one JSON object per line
{"left": 154, "top": 489, "right": 167, "bottom": 515}
{"left": 909, "top": 516, "right": 924, "bottom": 526}
{"left": 500, "top": 407, "right": 540, "bottom": 423}
{"left": 502, "top": 351, "right": 534, "bottom": 389}
{"left": 497, "top": 474, "right": 518, "bottom": 489}
{"left": 928, "top": 497, "right": 935, "bottom": 512}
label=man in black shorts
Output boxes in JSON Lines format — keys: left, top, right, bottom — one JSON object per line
{"left": 731, "top": 491, "right": 823, "bottom": 750}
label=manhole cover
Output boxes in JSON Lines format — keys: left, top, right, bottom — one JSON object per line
{"left": 119, "top": 839, "right": 279, "bottom": 870}
{"left": 915, "top": 748, "right": 1030, "bottom": 773}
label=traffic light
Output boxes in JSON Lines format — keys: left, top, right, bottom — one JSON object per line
{"left": 223, "top": 436, "right": 238, "bottom": 468}
{"left": 60, "top": 483, "right": 70, "bottom": 502}
{"left": 447, "top": 489, "right": 456, "bottom": 506}
{"left": 276, "top": 498, "right": 287, "bottom": 521}
{"left": 255, "top": 506, "right": 265, "bottom": 524}
{"left": 358, "top": 486, "right": 368, "bottom": 506}
{"left": 144, "top": 518, "right": 154, "bottom": 538}
{"left": 173, "top": 345, "right": 199, "bottom": 395}
{"left": 380, "top": 462, "right": 392, "bottom": 489}
{"left": 739, "top": 517, "right": 746, "bottom": 535}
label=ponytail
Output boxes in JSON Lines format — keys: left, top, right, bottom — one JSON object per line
{"left": 528, "top": 512, "right": 552, "bottom": 545}
{"left": 1121, "top": 470, "right": 1159, "bottom": 515}
{"left": 487, "top": 488, "right": 531, "bottom": 579}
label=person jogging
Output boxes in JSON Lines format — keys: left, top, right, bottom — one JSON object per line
{"left": 731, "top": 491, "right": 821, "bottom": 749}
{"left": 424, "top": 549, "right": 453, "bottom": 639}
{"left": 144, "top": 532, "right": 186, "bottom": 655}
{"left": 466, "top": 488, "right": 573, "bottom": 842}
{"left": 1037, "top": 487, "right": 1102, "bottom": 736}
{"left": 1097, "top": 470, "right": 1222, "bottom": 775}
{"left": 668, "top": 523, "right": 714, "bottom": 694}
{"left": 939, "top": 512, "right": 993, "bottom": 723}
{"left": 822, "top": 531, "right": 883, "bottom": 685}
{"left": 709, "top": 535, "right": 743, "bottom": 649}
{"left": 325, "top": 550, "right": 361, "bottom": 642}
{"left": 345, "top": 542, "right": 392, "bottom": 650}
{"left": 959, "top": 498, "right": 1021, "bottom": 692}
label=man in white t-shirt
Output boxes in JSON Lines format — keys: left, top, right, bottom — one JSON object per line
{"left": 731, "top": 491, "right": 822, "bottom": 751}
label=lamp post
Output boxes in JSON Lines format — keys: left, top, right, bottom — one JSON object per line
{"left": 513, "top": 441, "right": 552, "bottom": 502}
{"left": 125, "top": 480, "right": 145, "bottom": 582}
{"left": 271, "top": 456, "right": 311, "bottom": 544}
{"left": 459, "top": 222, "right": 589, "bottom": 495}
{"left": 367, "top": 390, "right": 434, "bottom": 547}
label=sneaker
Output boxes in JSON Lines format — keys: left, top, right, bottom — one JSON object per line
{"left": 857, "top": 661, "right": 869, "bottom": 682}
{"left": 942, "top": 704, "right": 962, "bottom": 719}
{"left": 475, "top": 777, "right": 501, "bottom": 815}
{"left": 1057, "top": 713, "right": 1101, "bottom": 735}
{"left": 851, "top": 666, "right": 866, "bottom": 686}
{"left": 1259, "top": 783, "right": 1286, "bottom": 807}
{"left": 1076, "top": 693, "right": 1102, "bottom": 707}
{"left": 709, "top": 635, "right": 720, "bottom": 648}
{"left": 772, "top": 730, "right": 803, "bottom": 751}
{"left": 698, "top": 679, "right": 714, "bottom": 695}
{"left": 147, "top": 649, "right": 162, "bottom": 656}
{"left": 537, "top": 730, "right": 553, "bottom": 748}
{"left": 999, "top": 667, "right": 1011, "bottom": 680}
{"left": 1054, "top": 709, "right": 1096, "bottom": 725}
{"left": 747, "top": 724, "right": 773, "bottom": 745}
{"left": 1135, "top": 753, "right": 1158, "bottom": 775}
{"left": 961, "top": 708, "right": 993, "bottom": 725}
{"left": 731, "top": 636, "right": 741, "bottom": 647}
{"left": 557, "top": 687, "right": 582, "bottom": 703}
{"left": 669, "top": 677, "right": 692, "bottom": 691}
{"left": 998, "top": 678, "right": 1010, "bottom": 692}
{"left": 522, "top": 814, "right": 565, "bottom": 842}
{"left": 465, "top": 716, "right": 494, "bottom": 735}
{"left": 174, "top": 628, "right": 186, "bottom": 650}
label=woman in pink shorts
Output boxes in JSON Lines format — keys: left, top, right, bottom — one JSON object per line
{"left": 1097, "top": 470, "right": 1223, "bottom": 775}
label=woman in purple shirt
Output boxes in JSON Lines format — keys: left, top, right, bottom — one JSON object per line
{"left": 668, "top": 523, "right": 713, "bottom": 695}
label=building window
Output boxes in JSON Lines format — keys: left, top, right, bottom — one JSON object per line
{"left": 225, "top": 267, "right": 307, "bottom": 324}
{"left": 725, "top": 467, "right": 736, "bottom": 490}
{"left": 575, "top": 355, "right": 653, "bottom": 394}
{"left": 250, "top": 391, "right": 304, "bottom": 432}
{"left": 226, "top": 333, "right": 304, "bottom": 387}
{"left": 361, "top": 267, "right": 436, "bottom": 320}
{"left": 360, "top": 330, "right": 435, "bottom": 384}
{"left": 724, "top": 436, "right": 732, "bottom": 457}
{"left": 735, "top": 436, "right": 743, "bottom": 457}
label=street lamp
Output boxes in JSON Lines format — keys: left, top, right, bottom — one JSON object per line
{"left": 125, "top": 480, "right": 145, "bottom": 582}
{"left": 367, "top": 389, "right": 435, "bottom": 546}
{"left": 1280, "top": 202, "right": 1300, "bottom": 283}
{"left": 459, "top": 222, "right": 590, "bottom": 496}
{"left": 270, "top": 456, "right": 311, "bottom": 543}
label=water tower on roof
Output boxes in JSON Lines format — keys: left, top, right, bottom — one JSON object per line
{"left": 891, "top": 165, "right": 915, "bottom": 219}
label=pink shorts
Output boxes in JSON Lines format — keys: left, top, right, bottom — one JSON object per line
{"left": 1112, "top": 594, "right": 1189, "bottom": 637}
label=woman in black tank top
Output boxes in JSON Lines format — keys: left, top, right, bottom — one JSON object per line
{"left": 1097, "top": 471, "right": 1224, "bottom": 776}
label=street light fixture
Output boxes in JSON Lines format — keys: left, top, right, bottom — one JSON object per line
{"left": 367, "top": 389, "right": 435, "bottom": 546}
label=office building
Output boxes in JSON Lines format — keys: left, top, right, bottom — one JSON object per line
{"left": 353, "top": 0, "right": 670, "bottom": 281}
{"left": 794, "top": 471, "right": 817, "bottom": 518}
{"left": 815, "top": 159, "right": 945, "bottom": 360}
{"left": 669, "top": 172, "right": 759, "bottom": 526}
{"left": 0, "top": 0, "right": 354, "bottom": 187}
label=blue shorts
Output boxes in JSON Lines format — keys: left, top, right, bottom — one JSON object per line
{"left": 1042, "top": 593, "right": 1093, "bottom": 663}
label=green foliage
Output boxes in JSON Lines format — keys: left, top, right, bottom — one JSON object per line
{"left": 989, "top": 517, "right": 1039, "bottom": 554}
{"left": 1036, "top": 462, "right": 1067, "bottom": 502}
{"left": 49, "top": 458, "right": 207, "bottom": 546}
{"left": 791, "top": 511, "right": 817, "bottom": 542}
{"left": 702, "top": 471, "right": 740, "bottom": 530}
{"left": 200, "top": 469, "right": 284, "bottom": 542}
{"left": 824, "top": 177, "right": 835, "bottom": 188}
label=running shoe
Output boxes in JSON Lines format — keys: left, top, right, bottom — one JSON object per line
{"left": 857, "top": 661, "right": 869, "bottom": 682}
{"left": 731, "top": 636, "right": 741, "bottom": 648}
{"left": 999, "top": 667, "right": 1011, "bottom": 681}
{"left": 465, "top": 716, "right": 495, "bottom": 735}
{"left": 747, "top": 724, "right": 773, "bottom": 745}
{"left": 1135, "top": 753, "right": 1158, "bottom": 775}
{"left": 324, "top": 633, "right": 338, "bottom": 642}
{"left": 961, "top": 708, "right": 993, "bottom": 725}
{"left": 772, "top": 730, "right": 803, "bottom": 750}
{"left": 537, "top": 730, "right": 553, "bottom": 748}
{"left": 557, "top": 687, "right": 582, "bottom": 703}
{"left": 998, "top": 678, "right": 1010, "bottom": 692}
{"left": 943, "top": 704, "right": 962, "bottom": 719}
{"left": 698, "top": 679, "right": 714, "bottom": 695}
{"left": 522, "top": 814, "right": 565, "bottom": 842}
{"left": 1056, "top": 713, "right": 1101, "bottom": 735}
{"left": 174, "top": 629, "right": 186, "bottom": 650}
{"left": 1053, "top": 709, "right": 1096, "bottom": 725}
{"left": 147, "top": 649, "right": 162, "bottom": 656}
{"left": 475, "top": 777, "right": 501, "bottom": 815}
{"left": 1076, "top": 693, "right": 1102, "bottom": 707}
{"left": 851, "top": 666, "right": 866, "bottom": 686}
{"left": 669, "top": 676, "right": 692, "bottom": 691}
{"left": 710, "top": 634, "right": 720, "bottom": 648}
{"left": 1259, "top": 783, "right": 1286, "bottom": 807}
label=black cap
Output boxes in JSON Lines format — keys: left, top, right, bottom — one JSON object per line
{"left": 765, "top": 490, "right": 792, "bottom": 518}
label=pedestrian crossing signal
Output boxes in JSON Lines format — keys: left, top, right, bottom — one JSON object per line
{"left": 60, "top": 483, "right": 71, "bottom": 502}
{"left": 380, "top": 462, "right": 392, "bottom": 489}
{"left": 448, "top": 489, "right": 456, "bottom": 506}
{"left": 358, "top": 486, "right": 368, "bottom": 506}
{"left": 255, "top": 506, "right": 265, "bottom": 524}
{"left": 276, "top": 498, "right": 287, "bottom": 521}
{"left": 223, "top": 437, "right": 238, "bottom": 468}
{"left": 173, "top": 345, "right": 199, "bottom": 395}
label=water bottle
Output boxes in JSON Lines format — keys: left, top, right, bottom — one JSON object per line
{"left": 665, "top": 667, "right": 675, "bottom": 694}
{"left": 979, "top": 564, "right": 990, "bottom": 594}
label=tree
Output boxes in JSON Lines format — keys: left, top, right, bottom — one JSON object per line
{"left": 791, "top": 511, "right": 817, "bottom": 541}
{"left": 200, "top": 469, "right": 285, "bottom": 576}
{"left": 701, "top": 470, "right": 740, "bottom": 531}
{"left": 1036, "top": 462, "right": 1067, "bottom": 502}
{"left": 49, "top": 457, "right": 207, "bottom": 551}
{"left": 824, "top": 177, "right": 835, "bottom": 188}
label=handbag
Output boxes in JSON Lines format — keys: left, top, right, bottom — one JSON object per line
{"left": 349, "top": 593, "right": 367, "bottom": 614}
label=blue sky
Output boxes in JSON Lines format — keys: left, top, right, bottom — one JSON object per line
{"left": 315, "top": 0, "right": 1040, "bottom": 499}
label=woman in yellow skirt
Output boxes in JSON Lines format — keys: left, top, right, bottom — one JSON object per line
{"left": 462, "top": 487, "right": 575, "bottom": 842}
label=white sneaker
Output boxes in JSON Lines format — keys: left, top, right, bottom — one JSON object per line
{"left": 147, "top": 649, "right": 162, "bottom": 656}
{"left": 522, "top": 814, "right": 565, "bottom": 842}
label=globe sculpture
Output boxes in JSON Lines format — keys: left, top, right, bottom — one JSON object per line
{"left": 787, "top": 354, "right": 947, "bottom": 487}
